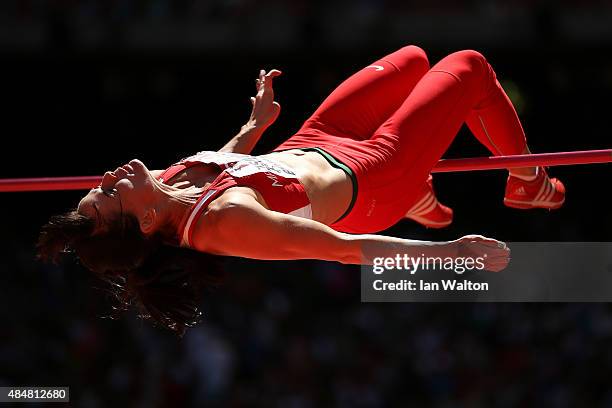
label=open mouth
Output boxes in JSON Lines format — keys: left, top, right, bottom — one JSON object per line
{"left": 121, "top": 164, "right": 134, "bottom": 174}
{"left": 111, "top": 164, "right": 136, "bottom": 178}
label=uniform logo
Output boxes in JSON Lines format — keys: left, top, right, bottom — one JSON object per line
{"left": 366, "top": 199, "right": 377, "bottom": 216}
{"left": 267, "top": 173, "right": 283, "bottom": 187}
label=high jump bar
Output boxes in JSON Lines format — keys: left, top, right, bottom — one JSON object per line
{"left": 1, "top": 149, "right": 611, "bottom": 192}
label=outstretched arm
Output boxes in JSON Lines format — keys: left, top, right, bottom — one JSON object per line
{"left": 193, "top": 194, "right": 510, "bottom": 271}
{"left": 219, "top": 69, "right": 282, "bottom": 154}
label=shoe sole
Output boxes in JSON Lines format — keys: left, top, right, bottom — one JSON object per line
{"left": 504, "top": 197, "right": 565, "bottom": 210}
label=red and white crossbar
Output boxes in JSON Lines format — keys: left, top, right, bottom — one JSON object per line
{"left": 1, "top": 149, "right": 611, "bottom": 192}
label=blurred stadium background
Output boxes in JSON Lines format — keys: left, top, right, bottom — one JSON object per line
{"left": 2, "top": 0, "right": 612, "bottom": 406}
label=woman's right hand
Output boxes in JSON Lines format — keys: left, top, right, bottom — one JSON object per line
{"left": 451, "top": 234, "right": 511, "bottom": 272}
{"left": 249, "top": 69, "right": 282, "bottom": 129}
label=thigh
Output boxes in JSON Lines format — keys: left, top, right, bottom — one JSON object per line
{"left": 370, "top": 50, "right": 492, "bottom": 189}
{"left": 334, "top": 51, "right": 496, "bottom": 232}
{"left": 299, "top": 45, "right": 430, "bottom": 141}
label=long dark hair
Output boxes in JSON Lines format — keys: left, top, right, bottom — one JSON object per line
{"left": 37, "top": 210, "right": 225, "bottom": 336}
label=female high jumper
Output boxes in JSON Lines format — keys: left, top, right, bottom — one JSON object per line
{"left": 38, "top": 45, "right": 562, "bottom": 333}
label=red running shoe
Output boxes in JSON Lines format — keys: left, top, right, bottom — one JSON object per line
{"left": 504, "top": 167, "right": 565, "bottom": 209}
{"left": 404, "top": 175, "right": 453, "bottom": 228}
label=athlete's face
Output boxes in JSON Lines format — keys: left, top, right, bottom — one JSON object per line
{"left": 77, "top": 159, "right": 156, "bottom": 232}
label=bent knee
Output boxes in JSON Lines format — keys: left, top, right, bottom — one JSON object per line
{"left": 436, "top": 49, "right": 489, "bottom": 83}
{"left": 392, "top": 45, "right": 430, "bottom": 74}
{"left": 451, "top": 49, "right": 488, "bottom": 73}
{"left": 457, "top": 49, "right": 487, "bottom": 62}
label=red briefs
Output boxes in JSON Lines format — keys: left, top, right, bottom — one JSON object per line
{"left": 274, "top": 45, "right": 527, "bottom": 233}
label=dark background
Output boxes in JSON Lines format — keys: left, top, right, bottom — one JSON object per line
{"left": 2, "top": 1, "right": 612, "bottom": 406}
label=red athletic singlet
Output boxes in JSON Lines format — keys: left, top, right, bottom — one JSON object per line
{"left": 157, "top": 151, "right": 312, "bottom": 248}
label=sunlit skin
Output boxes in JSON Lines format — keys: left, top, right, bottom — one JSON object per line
{"left": 77, "top": 159, "right": 173, "bottom": 234}
{"left": 76, "top": 69, "right": 511, "bottom": 271}
{"left": 76, "top": 152, "right": 354, "bottom": 235}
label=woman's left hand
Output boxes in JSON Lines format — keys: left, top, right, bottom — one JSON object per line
{"left": 249, "top": 69, "right": 282, "bottom": 129}
{"left": 451, "top": 234, "right": 511, "bottom": 272}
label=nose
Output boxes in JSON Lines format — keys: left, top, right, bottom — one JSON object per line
{"left": 100, "top": 171, "right": 117, "bottom": 190}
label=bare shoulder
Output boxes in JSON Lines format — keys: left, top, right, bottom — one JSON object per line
{"left": 190, "top": 190, "right": 261, "bottom": 254}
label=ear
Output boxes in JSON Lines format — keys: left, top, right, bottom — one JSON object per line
{"left": 139, "top": 207, "right": 157, "bottom": 235}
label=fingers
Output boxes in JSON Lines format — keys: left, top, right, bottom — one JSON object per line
{"left": 255, "top": 69, "right": 264, "bottom": 91}
{"left": 264, "top": 69, "right": 281, "bottom": 88}
{"left": 462, "top": 234, "right": 508, "bottom": 250}
{"left": 266, "top": 69, "right": 282, "bottom": 78}
{"left": 456, "top": 234, "right": 511, "bottom": 272}
{"left": 482, "top": 245, "right": 511, "bottom": 272}
{"left": 486, "top": 260, "right": 509, "bottom": 272}
{"left": 485, "top": 253, "right": 511, "bottom": 272}
{"left": 255, "top": 69, "right": 282, "bottom": 91}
